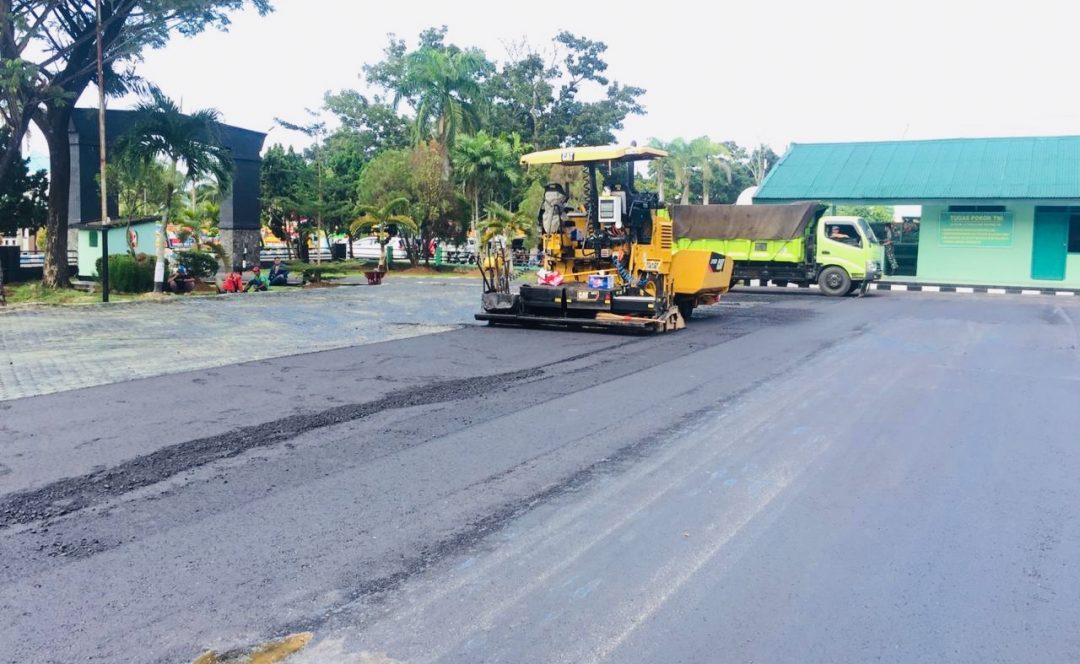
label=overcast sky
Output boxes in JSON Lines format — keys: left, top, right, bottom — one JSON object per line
{"left": 26, "top": 0, "right": 1080, "bottom": 167}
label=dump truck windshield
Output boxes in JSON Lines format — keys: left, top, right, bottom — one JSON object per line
{"left": 858, "top": 219, "right": 880, "bottom": 244}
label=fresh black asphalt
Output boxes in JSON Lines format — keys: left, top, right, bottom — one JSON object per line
{"left": 2, "top": 290, "right": 1078, "bottom": 663}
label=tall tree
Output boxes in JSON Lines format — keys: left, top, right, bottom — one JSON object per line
{"left": 451, "top": 131, "right": 522, "bottom": 233}
{"left": 486, "top": 32, "right": 646, "bottom": 148}
{"left": 259, "top": 144, "right": 313, "bottom": 260}
{"left": 113, "top": 90, "right": 232, "bottom": 293}
{"left": 276, "top": 111, "right": 329, "bottom": 263}
{"left": 322, "top": 90, "right": 410, "bottom": 158}
{"left": 0, "top": 0, "right": 271, "bottom": 287}
{"left": 650, "top": 138, "right": 695, "bottom": 204}
{"left": 689, "top": 137, "right": 732, "bottom": 205}
{"left": 319, "top": 128, "right": 366, "bottom": 258}
{"left": 405, "top": 142, "right": 457, "bottom": 264}
{"left": 349, "top": 197, "right": 417, "bottom": 272}
{"left": 0, "top": 128, "right": 48, "bottom": 237}
{"left": 392, "top": 46, "right": 490, "bottom": 177}
{"left": 747, "top": 144, "right": 780, "bottom": 186}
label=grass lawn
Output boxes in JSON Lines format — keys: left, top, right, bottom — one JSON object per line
{"left": 0, "top": 281, "right": 220, "bottom": 306}
{"left": 3, "top": 281, "right": 137, "bottom": 306}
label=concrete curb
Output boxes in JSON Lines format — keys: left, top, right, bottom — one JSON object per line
{"left": 735, "top": 278, "right": 1078, "bottom": 297}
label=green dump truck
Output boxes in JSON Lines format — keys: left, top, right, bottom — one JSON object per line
{"left": 671, "top": 202, "right": 884, "bottom": 296}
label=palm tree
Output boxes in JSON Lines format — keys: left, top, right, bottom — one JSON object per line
{"left": 452, "top": 131, "right": 521, "bottom": 240}
{"left": 180, "top": 187, "right": 224, "bottom": 261}
{"left": 649, "top": 137, "right": 694, "bottom": 204}
{"left": 114, "top": 91, "right": 231, "bottom": 293}
{"left": 349, "top": 197, "right": 418, "bottom": 272}
{"left": 394, "top": 47, "right": 488, "bottom": 178}
{"left": 480, "top": 201, "right": 535, "bottom": 245}
{"left": 478, "top": 202, "right": 533, "bottom": 294}
{"left": 690, "top": 137, "right": 733, "bottom": 205}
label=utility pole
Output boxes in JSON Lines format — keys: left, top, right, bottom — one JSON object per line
{"left": 96, "top": 0, "right": 110, "bottom": 302}
{"left": 315, "top": 135, "right": 323, "bottom": 265}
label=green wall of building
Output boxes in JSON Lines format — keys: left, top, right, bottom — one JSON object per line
{"left": 77, "top": 222, "right": 157, "bottom": 278}
{"left": 915, "top": 202, "right": 1080, "bottom": 288}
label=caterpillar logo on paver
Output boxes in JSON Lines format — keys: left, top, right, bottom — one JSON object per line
{"left": 708, "top": 253, "right": 726, "bottom": 272}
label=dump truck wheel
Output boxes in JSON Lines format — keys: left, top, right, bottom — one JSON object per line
{"left": 677, "top": 299, "right": 694, "bottom": 321}
{"left": 818, "top": 266, "right": 851, "bottom": 296}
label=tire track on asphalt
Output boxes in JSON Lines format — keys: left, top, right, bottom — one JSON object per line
{"left": 0, "top": 301, "right": 810, "bottom": 535}
{"left": 0, "top": 368, "right": 542, "bottom": 529}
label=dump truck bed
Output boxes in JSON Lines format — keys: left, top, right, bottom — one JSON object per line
{"left": 675, "top": 237, "right": 807, "bottom": 264}
{"left": 670, "top": 202, "right": 826, "bottom": 265}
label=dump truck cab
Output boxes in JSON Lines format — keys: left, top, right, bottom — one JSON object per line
{"left": 476, "top": 145, "right": 734, "bottom": 332}
{"left": 816, "top": 215, "right": 884, "bottom": 294}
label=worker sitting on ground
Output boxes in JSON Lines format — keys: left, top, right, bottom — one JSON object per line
{"left": 267, "top": 257, "right": 289, "bottom": 286}
{"left": 166, "top": 265, "right": 195, "bottom": 294}
{"left": 219, "top": 268, "right": 244, "bottom": 293}
{"left": 244, "top": 265, "right": 268, "bottom": 292}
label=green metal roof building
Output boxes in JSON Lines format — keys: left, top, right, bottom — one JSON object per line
{"left": 755, "top": 136, "right": 1080, "bottom": 289}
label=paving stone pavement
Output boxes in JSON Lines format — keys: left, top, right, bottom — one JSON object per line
{"left": 0, "top": 278, "right": 477, "bottom": 401}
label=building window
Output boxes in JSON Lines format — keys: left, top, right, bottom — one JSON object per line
{"left": 1069, "top": 214, "right": 1080, "bottom": 253}
{"left": 89, "top": 230, "right": 98, "bottom": 248}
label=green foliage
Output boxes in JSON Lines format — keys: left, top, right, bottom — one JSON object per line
{"left": 111, "top": 157, "right": 181, "bottom": 220}
{"left": 261, "top": 143, "right": 315, "bottom": 242}
{"left": 356, "top": 150, "right": 413, "bottom": 210}
{"left": 484, "top": 31, "right": 645, "bottom": 148}
{"left": 649, "top": 137, "right": 780, "bottom": 205}
{"left": 323, "top": 91, "right": 411, "bottom": 155}
{"left": 835, "top": 205, "right": 894, "bottom": 223}
{"left": 0, "top": 128, "right": 47, "bottom": 236}
{"left": 174, "top": 251, "right": 220, "bottom": 279}
{"left": 0, "top": 1, "right": 272, "bottom": 180}
{"left": 250, "top": 27, "right": 797, "bottom": 273}
{"left": 1, "top": 0, "right": 272, "bottom": 289}
{"left": 113, "top": 90, "right": 233, "bottom": 290}
{"left": 397, "top": 47, "right": 491, "bottom": 149}
{"left": 95, "top": 254, "right": 156, "bottom": 293}
{"left": 480, "top": 202, "right": 535, "bottom": 246}
{"left": 114, "top": 90, "right": 234, "bottom": 193}
{"left": 407, "top": 142, "right": 461, "bottom": 245}
{"left": 350, "top": 197, "right": 418, "bottom": 271}
{"left": 452, "top": 131, "right": 525, "bottom": 225}
{"left": 283, "top": 260, "right": 347, "bottom": 284}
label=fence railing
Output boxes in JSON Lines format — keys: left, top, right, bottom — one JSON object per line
{"left": 19, "top": 251, "right": 78, "bottom": 268}
{"left": 16, "top": 247, "right": 486, "bottom": 269}
{"left": 258, "top": 247, "right": 333, "bottom": 261}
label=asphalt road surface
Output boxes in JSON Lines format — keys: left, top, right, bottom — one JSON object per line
{"left": 2, "top": 290, "right": 1079, "bottom": 663}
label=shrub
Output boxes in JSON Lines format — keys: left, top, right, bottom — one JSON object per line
{"left": 284, "top": 260, "right": 346, "bottom": 284}
{"left": 174, "top": 251, "right": 219, "bottom": 279}
{"left": 95, "top": 253, "right": 155, "bottom": 293}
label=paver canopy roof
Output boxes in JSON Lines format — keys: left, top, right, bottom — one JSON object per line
{"left": 754, "top": 136, "right": 1080, "bottom": 202}
{"left": 521, "top": 145, "right": 668, "bottom": 166}
{"left": 671, "top": 202, "right": 827, "bottom": 241}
